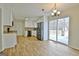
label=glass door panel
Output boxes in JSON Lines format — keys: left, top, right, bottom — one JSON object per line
{"left": 57, "top": 17, "right": 69, "bottom": 44}
{"left": 49, "top": 20, "right": 57, "bottom": 41}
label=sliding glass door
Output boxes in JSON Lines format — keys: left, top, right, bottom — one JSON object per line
{"left": 49, "top": 17, "right": 69, "bottom": 45}
{"left": 49, "top": 20, "right": 57, "bottom": 41}
{"left": 57, "top": 17, "right": 69, "bottom": 44}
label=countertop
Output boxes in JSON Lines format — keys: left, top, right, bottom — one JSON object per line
{"left": 4, "top": 31, "right": 17, "bottom": 33}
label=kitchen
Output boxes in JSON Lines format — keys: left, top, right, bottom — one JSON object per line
{"left": 2, "top": 8, "right": 38, "bottom": 50}
{"left": 2, "top": 7, "right": 40, "bottom": 50}
{"left": 2, "top": 7, "right": 17, "bottom": 50}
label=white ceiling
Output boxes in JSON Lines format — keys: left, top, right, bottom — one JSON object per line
{"left": 1, "top": 3, "right": 79, "bottom": 20}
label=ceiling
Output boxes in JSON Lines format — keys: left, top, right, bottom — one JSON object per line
{"left": 1, "top": 3, "right": 79, "bottom": 20}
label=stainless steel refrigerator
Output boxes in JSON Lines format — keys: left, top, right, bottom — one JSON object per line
{"left": 37, "top": 22, "right": 44, "bottom": 40}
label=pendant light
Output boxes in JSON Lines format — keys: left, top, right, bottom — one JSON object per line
{"left": 51, "top": 3, "right": 61, "bottom": 16}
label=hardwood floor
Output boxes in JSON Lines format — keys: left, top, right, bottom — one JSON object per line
{"left": 3, "top": 36, "right": 79, "bottom": 56}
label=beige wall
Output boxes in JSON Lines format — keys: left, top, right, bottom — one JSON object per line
{"left": 63, "top": 5, "right": 79, "bottom": 50}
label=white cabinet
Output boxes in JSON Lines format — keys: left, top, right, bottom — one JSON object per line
{"left": 32, "top": 31, "right": 37, "bottom": 36}
{"left": 3, "top": 33, "right": 17, "bottom": 49}
{"left": 2, "top": 7, "right": 13, "bottom": 26}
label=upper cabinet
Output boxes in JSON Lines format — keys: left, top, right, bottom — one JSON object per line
{"left": 2, "top": 7, "right": 13, "bottom": 26}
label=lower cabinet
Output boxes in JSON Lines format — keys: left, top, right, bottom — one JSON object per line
{"left": 3, "top": 33, "right": 17, "bottom": 49}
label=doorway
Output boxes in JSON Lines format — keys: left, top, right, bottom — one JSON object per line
{"left": 49, "top": 17, "right": 69, "bottom": 45}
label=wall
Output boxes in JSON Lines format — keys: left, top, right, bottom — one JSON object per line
{"left": 13, "top": 20, "right": 25, "bottom": 36}
{"left": 62, "top": 5, "right": 79, "bottom": 50}
{"left": 43, "top": 15, "right": 48, "bottom": 40}
{"left": 0, "top": 8, "right": 2, "bottom": 51}
{"left": 36, "top": 17, "right": 44, "bottom": 23}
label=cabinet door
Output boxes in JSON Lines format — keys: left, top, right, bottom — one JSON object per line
{"left": 3, "top": 33, "right": 17, "bottom": 49}
{"left": 9, "top": 10, "right": 13, "bottom": 26}
{"left": 3, "top": 7, "right": 13, "bottom": 26}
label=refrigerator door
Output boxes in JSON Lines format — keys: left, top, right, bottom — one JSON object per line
{"left": 37, "top": 22, "right": 43, "bottom": 40}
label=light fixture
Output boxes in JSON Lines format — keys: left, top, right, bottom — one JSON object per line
{"left": 51, "top": 3, "right": 61, "bottom": 16}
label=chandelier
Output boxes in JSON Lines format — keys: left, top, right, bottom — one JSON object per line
{"left": 51, "top": 3, "right": 61, "bottom": 16}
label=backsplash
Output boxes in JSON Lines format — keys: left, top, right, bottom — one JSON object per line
{"left": 3, "top": 26, "right": 16, "bottom": 32}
